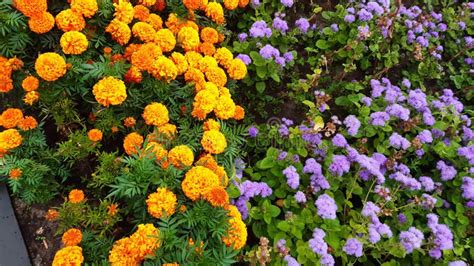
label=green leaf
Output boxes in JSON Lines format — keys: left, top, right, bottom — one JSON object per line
{"left": 256, "top": 82, "right": 266, "bottom": 93}
{"left": 316, "top": 39, "right": 330, "bottom": 50}
{"left": 277, "top": 221, "right": 290, "bottom": 232}
{"left": 258, "top": 157, "right": 275, "bottom": 169}
{"left": 389, "top": 245, "right": 406, "bottom": 258}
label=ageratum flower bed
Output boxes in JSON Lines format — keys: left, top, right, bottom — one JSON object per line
{"left": 0, "top": 0, "right": 473, "bottom": 265}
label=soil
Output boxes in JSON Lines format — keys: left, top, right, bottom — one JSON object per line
{"left": 12, "top": 198, "right": 62, "bottom": 266}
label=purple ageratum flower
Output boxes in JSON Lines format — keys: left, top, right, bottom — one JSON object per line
{"left": 332, "top": 134, "right": 347, "bottom": 147}
{"left": 343, "top": 238, "right": 363, "bottom": 257}
{"left": 419, "top": 176, "right": 435, "bottom": 192}
{"left": 272, "top": 17, "right": 289, "bottom": 33}
{"left": 362, "top": 201, "right": 380, "bottom": 218}
{"left": 239, "top": 181, "right": 273, "bottom": 200}
{"left": 398, "top": 213, "right": 407, "bottom": 224}
{"left": 458, "top": 21, "right": 466, "bottom": 30}
{"left": 343, "top": 115, "right": 361, "bottom": 136}
{"left": 344, "top": 14, "right": 356, "bottom": 23}
{"left": 436, "top": 160, "right": 457, "bottom": 181}
{"left": 248, "top": 126, "right": 259, "bottom": 137}
{"left": 367, "top": 1, "right": 384, "bottom": 15}
{"left": 386, "top": 104, "right": 410, "bottom": 121}
{"left": 449, "top": 261, "right": 467, "bottom": 266}
{"left": 236, "top": 54, "right": 252, "bottom": 65}
{"left": 278, "top": 124, "right": 289, "bottom": 136}
{"left": 417, "top": 130, "right": 433, "bottom": 144}
{"left": 282, "top": 117, "right": 293, "bottom": 126}
{"left": 362, "top": 96, "right": 372, "bottom": 106}
{"left": 429, "top": 223, "right": 454, "bottom": 257}
{"left": 259, "top": 44, "right": 279, "bottom": 59}
{"left": 275, "top": 56, "right": 286, "bottom": 67}
{"left": 370, "top": 79, "right": 385, "bottom": 97}
{"left": 416, "top": 36, "right": 429, "bottom": 47}
{"left": 389, "top": 133, "right": 411, "bottom": 150}
{"left": 402, "top": 78, "right": 411, "bottom": 88}
{"left": 295, "top": 18, "right": 310, "bottom": 33}
{"left": 462, "top": 177, "right": 474, "bottom": 200}
{"left": 250, "top": 21, "right": 272, "bottom": 38}
{"left": 283, "top": 165, "right": 300, "bottom": 189}
{"left": 280, "top": 0, "right": 293, "bottom": 7}
{"left": 423, "top": 111, "right": 435, "bottom": 126}
{"left": 278, "top": 151, "right": 288, "bottom": 160}
{"left": 295, "top": 191, "right": 307, "bottom": 203}
{"left": 303, "top": 158, "right": 322, "bottom": 174}
{"left": 238, "top": 33, "right": 248, "bottom": 42}
{"left": 358, "top": 25, "right": 370, "bottom": 39}
{"left": 283, "top": 51, "right": 294, "bottom": 62}
{"left": 370, "top": 112, "right": 390, "bottom": 126}
{"left": 358, "top": 8, "right": 373, "bottom": 21}
{"left": 330, "top": 23, "right": 339, "bottom": 32}
{"left": 399, "top": 227, "right": 424, "bottom": 254}
{"left": 320, "top": 254, "right": 335, "bottom": 266}
{"left": 284, "top": 255, "right": 300, "bottom": 266}
{"left": 315, "top": 194, "right": 337, "bottom": 219}
{"left": 408, "top": 89, "right": 428, "bottom": 111}
{"left": 310, "top": 173, "right": 330, "bottom": 192}
{"left": 309, "top": 228, "right": 328, "bottom": 256}
{"left": 369, "top": 224, "right": 381, "bottom": 244}
{"left": 329, "top": 155, "right": 351, "bottom": 177}
{"left": 421, "top": 193, "right": 437, "bottom": 209}
{"left": 250, "top": 0, "right": 261, "bottom": 7}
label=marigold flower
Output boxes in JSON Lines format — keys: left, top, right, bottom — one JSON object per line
{"left": 62, "top": 228, "right": 82, "bottom": 246}
{"left": 45, "top": 209, "right": 59, "bottom": 221}
{"left": 106, "top": 19, "right": 131, "bottom": 45}
{"left": 71, "top": 0, "right": 98, "bottom": 18}
{"left": 147, "top": 13, "right": 163, "bottom": 31}
{"left": 199, "top": 42, "right": 216, "bottom": 56}
{"left": 22, "top": 76, "right": 39, "bottom": 92}
{"left": 168, "top": 145, "right": 194, "bottom": 168}
{"left": 154, "top": 0, "right": 166, "bottom": 11}
{"left": 201, "top": 129, "right": 227, "bottom": 154}
{"left": 214, "top": 96, "right": 236, "bottom": 120}
{"left": 107, "top": 203, "right": 119, "bottom": 216}
{"left": 222, "top": 217, "right": 247, "bottom": 249}
{"left": 18, "top": 116, "right": 38, "bottom": 131}
{"left": 142, "top": 102, "right": 169, "bottom": 126}
{"left": 225, "top": 205, "right": 242, "bottom": 219}
{"left": 9, "top": 168, "right": 22, "bottom": 180}
{"left": 185, "top": 51, "right": 203, "bottom": 69}
{"left": 214, "top": 47, "right": 233, "bottom": 69}
{"left": 233, "top": 105, "right": 245, "bottom": 120}
{"left": 203, "top": 119, "right": 220, "bottom": 131}
{"left": 131, "top": 43, "right": 162, "bottom": 71}
{"left": 123, "top": 132, "right": 144, "bottom": 155}
{"left": 132, "top": 22, "right": 156, "bottom": 43}
{"left": 123, "top": 117, "right": 136, "bottom": 128}
{"left": 239, "top": 0, "right": 249, "bottom": 8}
{"left": 56, "top": 9, "right": 85, "bottom": 32}
{"left": 206, "top": 186, "right": 229, "bottom": 207}
{"left": 133, "top": 5, "right": 150, "bottom": 21}
{"left": 223, "top": 0, "right": 239, "bottom": 10}
{"left": 138, "top": 0, "right": 157, "bottom": 6}
{"left": 111, "top": 126, "right": 119, "bottom": 133}
{"left": 218, "top": 86, "right": 231, "bottom": 97}
{"left": 193, "top": 89, "right": 218, "bottom": 114}
{"left": 113, "top": 1, "right": 134, "bottom": 24}
{"left": 170, "top": 52, "right": 188, "bottom": 75}
{"left": 60, "top": 31, "right": 89, "bottom": 55}
{"left": 92, "top": 76, "right": 127, "bottom": 107}
{"left": 157, "top": 123, "right": 177, "bottom": 140}
{"left": 205, "top": 2, "right": 224, "bottom": 24}
{"left": 184, "top": 67, "right": 205, "bottom": 88}
{"left": 198, "top": 56, "right": 218, "bottom": 73}
{"left": 200, "top": 27, "right": 218, "bottom": 44}
{"left": 227, "top": 58, "right": 247, "bottom": 80}
{"left": 23, "top": 91, "right": 40, "bottom": 106}
{"left": 0, "top": 108, "right": 24, "bottom": 129}
{"left": 196, "top": 154, "right": 228, "bottom": 186}
{"left": 182, "top": 166, "right": 220, "bottom": 200}
{"left": 183, "top": 0, "right": 204, "bottom": 10}
{"left": 108, "top": 238, "right": 138, "bottom": 265}
{"left": 28, "top": 12, "right": 55, "bottom": 34}
{"left": 0, "top": 58, "right": 14, "bottom": 93}
{"left": 149, "top": 56, "right": 178, "bottom": 82}
{"left": 205, "top": 66, "right": 227, "bottom": 87}
{"left": 124, "top": 65, "right": 143, "bottom": 83}
{"left": 87, "top": 129, "right": 103, "bottom": 142}
{"left": 69, "top": 189, "right": 85, "bottom": 203}
{"left": 163, "top": 263, "right": 179, "bottom": 266}
{"left": 204, "top": 82, "right": 220, "bottom": 95}
{"left": 0, "top": 129, "right": 22, "bottom": 151}
{"left": 145, "top": 142, "right": 168, "bottom": 164}
{"left": 155, "top": 29, "right": 176, "bottom": 52}
{"left": 52, "top": 246, "right": 84, "bottom": 266}
{"left": 146, "top": 188, "right": 177, "bottom": 219}
{"left": 35, "top": 52, "right": 67, "bottom": 82}
{"left": 13, "top": 0, "right": 47, "bottom": 17}
{"left": 178, "top": 27, "right": 200, "bottom": 51}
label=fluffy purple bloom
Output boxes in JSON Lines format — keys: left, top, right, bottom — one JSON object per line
{"left": 320, "top": 254, "right": 335, "bottom": 266}
{"left": 275, "top": 56, "right": 286, "bottom": 67}
{"left": 362, "top": 201, "right": 380, "bottom": 218}
{"left": 310, "top": 174, "right": 330, "bottom": 192}
{"left": 399, "top": 227, "right": 424, "bottom": 254}
{"left": 343, "top": 115, "right": 361, "bottom": 136}
{"left": 370, "top": 112, "right": 390, "bottom": 126}
{"left": 398, "top": 213, "right": 407, "bottom": 224}
{"left": 303, "top": 158, "right": 322, "bottom": 174}
{"left": 402, "top": 78, "right": 411, "bottom": 88}
{"left": 419, "top": 176, "right": 435, "bottom": 192}
{"left": 284, "top": 255, "right": 300, "bottom": 266}
{"left": 259, "top": 44, "right": 279, "bottom": 59}
{"left": 367, "top": 1, "right": 384, "bottom": 15}
{"left": 236, "top": 54, "right": 252, "bottom": 65}
{"left": 386, "top": 104, "right": 410, "bottom": 121}
{"left": 343, "top": 238, "right": 363, "bottom": 257}
{"left": 458, "top": 21, "right": 466, "bottom": 30}
{"left": 295, "top": 191, "right": 307, "bottom": 203}
{"left": 315, "top": 194, "right": 337, "bottom": 219}
{"left": 278, "top": 151, "right": 288, "bottom": 160}
{"left": 250, "top": 21, "right": 272, "bottom": 38}
{"left": 369, "top": 224, "right": 381, "bottom": 244}
{"left": 329, "top": 155, "right": 350, "bottom": 177}
{"left": 449, "top": 261, "right": 467, "bottom": 266}
{"left": 239, "top": 181, "right": 273, "bottom": 200}
{"left": 295, "top": 18, "right": 310, "bottom": 33}
{"left": 421, "top": 193, "right": 437, "bottom": 209}
{"left": 283, "top": 165, "right": 300, "bottom": 189}
{"left": 417, "top": 130, "right": 433, "bottom": 144}
{"left": 389, "top": 133, "right": 411, "bottom": 150}
{"left": 462, "top": 177, "right": 474, "bottom": 200}
{"left": 458, "top": 145, "right": 474, "bottom": 165}
{"left": 309, "top": 228, "right": 328, "bottom": 255}
{"left": 280, "top": 0, "right": 293, "bottom": 7}
{"left": 332, "top": 134, "right": 347, "bottom": 147}
{"left": 436, "top": 160, "right": 457, "bottom": 181}
{"left": 272, "top": 17, "right": 289, "bottom": 33}
{"left": 330, "top": 23, "right": 339, "bottom": 32}
{"left": 238, "top": 33, "right": 248, "bottom": 42}
{"left": 248, "top": 126, "right": 259, "bottom": 137}
{"left": 429, "top": 223, "right": 454, "bottom": 257}
{"left": 358, "top": 25, "right": 370, "bottom": 39}
{"left": 408, "top": 89, "right": 428, "bottom": 111}
{"left": 344, "top": 14, "right": 356, "bottom": 23}
{"left": 283, "top": 52, "right": 294, "bottom": 62}
{"left": 362, "top": 96, "right": 372, "bottom": 106}
{"left": 358, "top": 8, "right": 373, "bottom": 21}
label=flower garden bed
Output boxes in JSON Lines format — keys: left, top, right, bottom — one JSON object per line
{"left": 0, "top": 0, "right": 473, "bottom": 265}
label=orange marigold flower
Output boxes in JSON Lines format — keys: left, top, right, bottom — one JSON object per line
{"left": 205, "top": 66, "right": 227, "bottom": 87}
{"left": 71, "top": 0, "right": 98, "bottom": 18}
{"left": 87, "top": 129, "right": 103, "bottom": 142}
{"left": 124, "top": 44, "right": 142, "bottom": 61}
{"left": 55, "top": 9, "right": 85, "bottom": 32}
{"left": 149, "top": 56, "right": 178, "bottom": 82}
{"left": 52, "top": 246, "right": 84, "bottom": 266}
{"left": 145, "top": 142, "right": 167, "bottom": 164}
{"left": 203, "top": 119, "right": 220, "bottom": 131}
{"left": 201, "top": 129, "right": 227, "bottom": 154}
{"left": 214, "top": 96, "right": 236, "bottom": 120}
{"left": 146, "top": 188, "right": 177, "bottom": 219}
{"left": 183, "top": 0, "right": 204, "bottom": 10}
{"left": 156, "top": 123, "right": 177, "bottom": 140}
{"left": 227, "top": 58, "right": 247, "bottom": 80}
{"left": 138, "top": 0, "right": 157, "bottom": 7}
{"left": 181, "top": 166, "right": 220, "bottom": 200}
{"left": 69, "top": 189, "right": 85, "bottom": 203}
{"left": 0, "top": 129, "right": 23, "bottom": 151}
{"left": 23, "top": 91, "right": 40, "bottom": 106}
{"left": 205, "top": 2, "right": 224, "bottom": 24}
{"left": 103, "top": 47, "right": 113, "bottom": 54}
{"left": 142, "top": 102, "right": 169, "bottom": 126}
{"left": 35, "top": 52, "right": 67, "bottom": 82}
{"left": 239, "top": 0, "right": 249, "bottom": 7}
{"left": 179, "top": 205, "right": 187, "bottom": 213}
{"left": 92, "top": 76, "right": 127, "bottom": 107}
{"left": 223, "top": 0, "right": 239, "bottom": 10}
{"left": 111, "top": 126, "right": 119, "bottom": 133}
{"left": 200, "top": 27, "right": 218, "bottom": 44}
{"left": 170, "top": 52, "right": 188, "bottom": 75}
{"left": 184, "top": 67, "right": 205, "bottom": 86}
{"left": 9, "top": 168, "right": 22, "bottom": 180}
{"left": 113, "top": 1, "right": 134, "bottom": 24}
{"left": 196, "top": 154, "right": 228, "bottom": 186}
{"left": 177, "top": 26, "right": 200, "bottom": 51}
{"left": 233, "top": 105, "right": 245, "bottom": 120}
{"left": 45, "top": 209, "right": 59, "bottom": 221}
{"left": 28, "top": 12, "right": 55, "bottom": 34}
{"left": 155, "top": 28, "right": 176, "bottom": 52}
{"left": 60, "top": 31, "right": 89, "bottom": 55}
{"left": 222, "top": 217, "right": 247, "bottom": 249}
{"left": 123, "top": 132, "right": 144, "bottom": 155}
{"left": 132, "top": 22, "right": 156, "bottom": 43}
{"left": 123, "top": 117, "right": 136, "bottom": 128}
{"left": 105, "top": 19, "right": 131, "bottom": 45}
{"left": 199, "top": 42, "right": 216, "bottom": 56}
{"left": 154, "top": 0, "right": 166, "bottom": 11}
{"left": 13, "top": 0, "right": 47, "bottom": 17}
{"left": 22, "top": 76, "right": 39, "bottom": 92}
{"left": 168, "top": 145, "right": 194, "bottom": 168}
{"left": 62, "top": 228, "right": 82, "bottom": 246}
{"left": 133, "top": 5, "right": 150, "bottom": 21}
{"left": 124, "top": 65, "right": 143, "bottom": 83}
{"left": 205, "top": 186, "right": 229, "bottom": 207}
{"left": 214, "top": 47, "right": 233, "bottom": 69}
{"left": 18, "top": 116, "right": 38, "bottom": 131}
{"left": 147, "top": 13, "right": 163, "bottom": 31}
{"left": 0, "top": 58, "right": 14, "bottom": 93}
{"left": 0, "top": 108, "right": 24, "bottom": 129}
{"left": 108, "top": 238, "right": 138, "bottom": 265}
{"left": 131, "top": 43, "right": 162, "bottom": 71}
{"left": 107, "top": 203, "right": 119, "bottom": 216}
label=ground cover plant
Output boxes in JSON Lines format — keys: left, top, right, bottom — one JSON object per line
{"left": 0, "top": 0, "right": 472, "bottom": 265}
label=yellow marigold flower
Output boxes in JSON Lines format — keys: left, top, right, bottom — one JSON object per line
{"left": 200, "top": 27, "right": 218, "bottom": 44}
{"left": 168, "top": 145, "right": 194, "bottom": 168}
{"left": 149, "top": 56, "right": 178, "bottom": 82}
{"left": 154, "top": 28, "right": 176, "bottom": 52}
{"left": 222, "top": 217, "right": 247, "bottom": 249}
{"left": 203, "top": 119, "right": 220, "bottom": 131}
{"left": 113, "top": 1, "right": 134, "bottom": 24}
{"left": 18, "top": 116, "right": 38, "bottom": 131}
{"left": 183, "top": 0, "right": 204, "bottom": 10}
{"left": 228, "top": 58, "right": 247, "bottom": 80}
{"left": 205, "top": 66, "right": 227, "bottom": 87}
{"left": 131, "top": 43, "right": 162, "bottom": 71}
{"left": 205, "top": 186, "right": 229, "bottom": 207}
{"left": 224, "top": 0, "right": 239, "bottom": 10}
{"left": 233, "top": 105, "right": 245, "bottom": 120}
{"left": 214, "top": 47, "right": 233, "bottom": 69}
{"left": 198, "top": 56, "right": 218, "bottom": 73}
{"left": 165, "top": 13, "right": 180, "bottom": 33}
{"left": 0, "top": 108, "right": 24, "bottom": 129}
{"left": 214, "top": 95, "right": 236, "bottom": 120}
{"left": 28, "top": 12, "right": 55, "bottom": 34}
{"left": 108, "top": 238, "right": 139, "bottom": 266}
{"left": 92, "top": 76, "right": 127, "bottom": 107}
{"left": 52, "top": 246, "right": 84, "bottom": 266}
{"left": 185, "top": 51, "right": 203, "bottom": 69}
{"left": 35, "top": 52, "right": 67, "bottom": 82}
{"left": 142, "top": 102, "right": 169, "bottom": 126}
{"left": 193, "top": 89, "right": 217, "bottom": 113}
{"left": 199, "top": 42, "right": 216, "bottom": 56}
{"left": 146, "top": 188, "right": 177, "bottom": 219}
{"left": 145, "top": 142, "right": 167, "bottom": 165}
{"left": 62, "top": 228, "right": 82, "bottom": 246}
{"left": 182, "top": 166, "right": 220, "bottom": 200}
{"left": 191, "top": 106, "right": 207, "bottom": 120}
{"left": 195, "top": 153, "right": 228, "bottom": 185}
{"left": 123, "top": 132, "right": 144, "bottom": 155}
{"left": 22, "top": 90, "right": 39, "bottom": 106}
{"left": 71, "top": 0, "right": 98, "bottom": 18}
{"left": 132, "top": 22, "right": 156, "bottom": 43}
{"left": 184, "top": 67, "right": 205, "bottom": 87}
{"left": 107, "top": 203, "right": 119, "bottom": 216}
{"left": 203, "top": 82, "right": 220, "bottom": 95}
{"left": 239, "top": 0, "right": 249, "bottom": 8}
{"left": 138, "top": 0, "right": 156, "bottom": 6}
{"left": 163, "top": 263, "right": 179, "bottom": 266}
{"left": 13, "top": 0, "right": 47, "bottom": 17}
{"left": 201, "top": 129, "right": 227, "bottom": 154}
{"left": 133, "top": 5, "right": 150, "bottom": 21}
{"left": 218, "top": 86, "right": 231, "bottom": 97}
{"left": 55, "top": 9, "right": 85, "bottom": 32}
{"left": 147, "top": 13, "right": 163, "bottom": 31}
{"left": 225, "top": 205, "right": 242, "bottom": 220}
{"left": 87, "top": 128, "right": 103, "bottom": 142}
{"left": 45, "top": 209, "right": 59, "bottom": 221}
{"left": 21, "top": 76, "right": 39, "bottom": 92}
{"left": 170, "top": 52, "right": 188, "bottom": 75}
{"left": 179, "top": 205, "right": 187, "bottom": 213}
{"left": 205, "top": 2, "right": 224, "bottom": 24}
{"left": 123, "top": 117, "right": 136, "bottom": 128}
{"left": 69, "top": 189, "right": 85, "bottom": 203}
{"left": 129, "top": 224, "right": 160, "bottom": 258}
{"left": 0, "top": 129, "right": 22, "bottom": 151}
{"left": 9, "top": 168, "right": 22, "bottom": 180}
{"left": 106, "top": 19, "right": 131, "bottom": 45}
{"left": 178, "top": 27, "right": 200, "bottom": 51}
{"left": 60, "top": 31, "right": 89, "bottom": 55}
{"left": 158, "top": 123, "right": 177, "bottom": 139}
